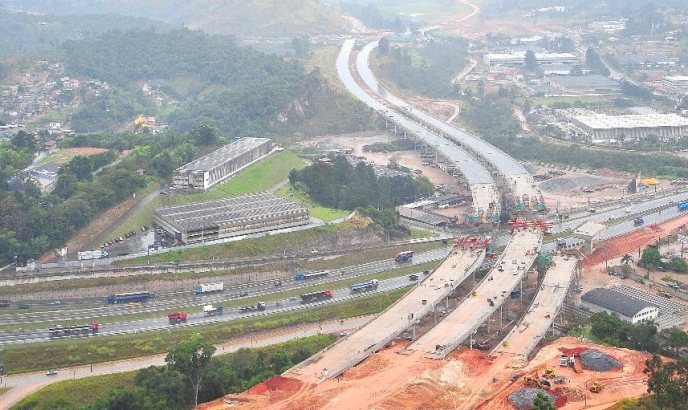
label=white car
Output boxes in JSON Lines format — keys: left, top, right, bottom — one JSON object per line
{"left": 625, "top": 208, "right": 632, "bottom": 213}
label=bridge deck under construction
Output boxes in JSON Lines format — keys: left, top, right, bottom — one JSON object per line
{"left": 288, "top": 246, "right": 485, "bottom": 383}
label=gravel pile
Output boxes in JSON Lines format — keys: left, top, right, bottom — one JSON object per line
{"left": 508, "top": 388, "right": 557, "bottom": 410}
{"left": 539, "top": 175, "right": 607, "bottom": 192}
{"left": 580, "top": 349, "right": 623, "bottom": 371}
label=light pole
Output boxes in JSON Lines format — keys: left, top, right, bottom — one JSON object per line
{"left": 88, "top": 352, "right": 92, "bottom": 373}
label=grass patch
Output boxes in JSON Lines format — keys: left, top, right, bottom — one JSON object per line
{"left": 0, "top": 387, "right": 10, "bottom": 396}
{"left": 377, "top": 0, "right": 471, "bottom": 23}
{"left": 12, "top": 372, "right": 137, "bottom": 410}
{"left": 4, "top": 288, "right": 410, "bottom": 374}
{"left": 306, "top": 46, "right": 341, "bottom": 83}
{"left": 276, "top": 184, "right": 350, "bottom": 222}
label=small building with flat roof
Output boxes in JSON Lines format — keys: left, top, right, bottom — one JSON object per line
{"left": 573, "top": 221, "right": 606, "bottom": 252}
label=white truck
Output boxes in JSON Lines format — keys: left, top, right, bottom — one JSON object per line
{"left": 203, "top": 304, "right": 223, "bottom": 315}
{"left": 78, "top": 250, "right": 108, "bottom": 260}
{"left": 195, "top": 282, "right": 224, "bottom": 295}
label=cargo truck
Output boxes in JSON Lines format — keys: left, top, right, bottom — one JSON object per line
{"left": 238, "top": 302, "right": 267, "bottom": 312}
{"left": 195, "top": 282, "right": 224, "bottom": 294}
{"left": 300, "top": 290, "right": 333, "bottom": 304}
{"left": 295, "top": 270, "right": 329, "bottom": 280}
{"left": 168, "top": 312, "right": 188, "bottom": 324}
{"left": 203, "top": 304, "right": 223, "bottom": 315}
{"left": 349, "top": 279, "right": 379, "bottom": 293}
{"left": 78, "top": 250, "right": 108, "bottom": 260}
{"left": 49, "top": 321, "right": 99, "bottom": 336}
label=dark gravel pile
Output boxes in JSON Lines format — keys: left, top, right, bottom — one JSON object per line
{"left": 580, "top": 349, "right": 623, "bottom": 371}
{"left": 508, "top": 388, "right": 556, "bottom": 410}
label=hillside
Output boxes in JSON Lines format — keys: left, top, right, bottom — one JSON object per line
{"left": 1, "top": 0, "right": 346, "bottom": 38}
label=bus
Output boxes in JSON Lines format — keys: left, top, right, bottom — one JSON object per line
{"left": 107, "top": 291, "right": 152, "bottom": 304}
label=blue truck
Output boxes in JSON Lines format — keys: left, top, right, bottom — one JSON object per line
{"left": 107, "top": 291, "right": 151, "bottom": 304}
{"left": 395, "top": 251, "right": 414, "bottom": 263}
{"left": 349, "top": 279, "right": 379, "bottom": 293}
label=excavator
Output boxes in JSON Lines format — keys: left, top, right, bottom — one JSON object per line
{"left": 524, "top": 376, "right": 551, "bottom": 389}
{"left": 589, "top": 381, "right": 604, "bottom": 393}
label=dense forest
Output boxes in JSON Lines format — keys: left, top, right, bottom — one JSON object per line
{"left": 374, "top": 37, "right": 469, "bottom": 99}
{"left": 58, "top": 27, "right": 374, "bottom": 136}
{"left": 288, "top": 155, "right": 434, "bottom": 212}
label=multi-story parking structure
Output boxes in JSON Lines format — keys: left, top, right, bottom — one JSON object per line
{"left": 357, "top": 41, "right": 546, "bottom": 218}
{"left": 153, "top": 192, "right": 309, "bottom": 244}
{"left": 171, "top": 137, "right": 271, "bottom": 191}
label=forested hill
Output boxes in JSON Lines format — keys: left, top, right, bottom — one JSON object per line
{"left": 59, "top": 28, "right": 374, "bottom": 136}
{"left": 1, "top": 0, "right": 345, "bottom": 38}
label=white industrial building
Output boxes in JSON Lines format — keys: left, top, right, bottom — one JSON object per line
{"left": 661, "top": 75, "right": 688, "bottom": 94}
{"left": 571, "top": 113, "right": 688, "bottom": 144}
{"left": 171, "top": 138, "right": 272, "bottom": 191}
{"left": 581, "top": 288, "right": 659, "bottom": 325}
{"left": 153, "top": 192, "right": 310, "bottom": 244}
{"left": 483, "top": 52, "right": 578, "bottom": 68}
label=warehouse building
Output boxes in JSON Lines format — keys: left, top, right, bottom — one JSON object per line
{"left": 171, "top": 138, "right": 272, "bottom": 191}
{"left": 545, "top": 75, "right": 620, "bottom": 95}
{"left": 571, "top": 113, "right": 688, "bottom": 144}
{"left": 153, "top": 192, "right": 310, "bottom": 244}
{"left": 483, "top": 52, "right": 578, "bottom": 68}
{"left": 661, "top": 75, "right": 688, "bottom": 94}
{"left": 581, "top": 288, "right": 658, "bottom": 325}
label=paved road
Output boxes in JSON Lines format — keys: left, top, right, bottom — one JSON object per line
{"left": 0, "top": 316, "right": 372, "bottom": 410}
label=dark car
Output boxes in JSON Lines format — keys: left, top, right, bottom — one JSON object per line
{"left": 18, "top": 304, "right": 30, "bottom": 309}
{"left": 409, "top": 274, "right": 419, "bottom": 281}
{"left": 239, "top": 291, "right": 249, "bottom": 297}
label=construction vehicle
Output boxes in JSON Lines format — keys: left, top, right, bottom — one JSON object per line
{"left": 203, "top": 304, "right": 223, "bottom": 316}
{"left": 195, "top": 282, "right": 224, "bottom": 294}
{"left": 395, "top": 250, "right": 414, "bottom": 262}
{"left": 524, "top": 376, "right": 551, "bottom": 389}
{"left": 552, "top": 376, "right": 566, "bottom": 384}
{"left": 542, "top": 368, "right": 556, "bottom": 378}
{"left": 349, "top": 279, "right": 379, "bottom": 293}
{"left": 300, "top": 290, "right": 333, "bottom": 304}
{"left": 559, "top": 355, "right": 570, "bottom": 366}
{"left": 295, "top": 270, "right": 328, "bottom": 280}
{"left": 49, "top": 321, "right": 99, "bottom": 336}
{"left": 238, "top": 302, "right": 267, "bottom": 312}
{"left": 658, "top": 289, "right": 672, "bottom": 298}
{"left": 589, "top": 381, "right": 604, "bottom": 393}
{"left": 167, "top": 312, "right": 187, "bottom": 324}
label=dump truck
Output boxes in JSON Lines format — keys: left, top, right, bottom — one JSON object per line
{"left": 349, "top": 279, "right": 379, "bottom": 293}
{"left": 238, "top": 302, "right": 267, "bottom": 312}
{"left": 78, "top": 250, "right": 108, "bottom": 260}
{"left": 168, "top": 312, "right": 187, "bottom": 324}
{"left": 589, "top": 381, "right": 604, "bottom": 393}
{"left": 300, "top": 290, "right": 333, "bottom": 304}
{"left": 195, "top": 282, "right": 224, "bottom": 294}
{"left": 203, "top": 305, "right": 223, "bottom": 316}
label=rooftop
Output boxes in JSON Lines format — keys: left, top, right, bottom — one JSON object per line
{"left": 573, "top": 113, "right": 688, "bottom": 129}
{"left": 174, "top": 138, "right": 270, "bottom": 173}
{"left": 573, "top": 221, "right": 606, "bottom": 237}
{"left": 581, "top": 288, "right": 656, "bottom": 318}
{"left": 549, "top": 75, "right": 619, "bottom": 89}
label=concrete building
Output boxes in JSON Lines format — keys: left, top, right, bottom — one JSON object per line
{"left": 153, "top": 192, "right": 309, "bottom": 244}
{"left": 572, "top": 221, "right": 606, "bottom": 253}
{"left": 545, "top": 75, "right": 620, "bottom": 95}
{"left": 483, "top": 52, "right": 578, "bottom": 68}
{"left": 571, "top": 113, "right": 688, "bottom": 144}
{"left": 661, "top": 75, "right": 688, "bottom": 94}
{"left": 171, "top": 138, "right": 272, "bottom": 191}
{"left": 581, "top": 288, "right": 659, "bottom": 324}
{"left": 26, "top": 162, "right": 61, "bottom": 195}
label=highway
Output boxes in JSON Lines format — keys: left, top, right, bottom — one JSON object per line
{"left": 0, "top": 248, "right": 451, "bottom": 345}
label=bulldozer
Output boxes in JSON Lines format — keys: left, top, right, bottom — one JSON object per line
{"left": 589, "top": 381, "right": 604, "bottom": 393}
{"left": 542, "top": 368, "right": 556, "bottom": 379}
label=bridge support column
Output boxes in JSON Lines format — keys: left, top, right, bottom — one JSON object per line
{"left": 499, "top": 304, "right": 503, "bottom": 335}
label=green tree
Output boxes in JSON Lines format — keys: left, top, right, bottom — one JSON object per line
{"left": 621, "top": 253, "right": 633, "bottom": 265}
{"left": 532, "top": 391, "right": 556, "bottom": 410}
{"left": 670, "top": 257, "right": 688, "bottom": 273}
{"left": 525, "top": 50, "right": 538, "bottom": 72}
{"left": 378, "top": 36, "right": 390, "bottom": 55}
{"left": 644, "top": 354, "right": 688, "bottom": 408}
{"left": 668, "top": 328, "right": 688, "bottom": 357}
{"left": 165, "top": 333, "right": 216, "bottom": 407}
{"left": 190, "top": 122, "right": 220, "bottom": 146}
{"left": 641, "top": 247, "right": 661, "bottom": 269}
